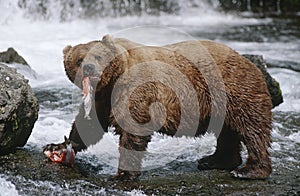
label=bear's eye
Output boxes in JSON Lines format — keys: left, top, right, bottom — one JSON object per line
{"left": 95, "top": 55, "right": 102, "bottom": 62}
{"left": 77, "top": 59, "right": 83, "bottom": 67}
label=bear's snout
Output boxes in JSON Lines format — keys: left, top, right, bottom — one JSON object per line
{"left": 83, "top": 64, "right": 95, "bottom": 77}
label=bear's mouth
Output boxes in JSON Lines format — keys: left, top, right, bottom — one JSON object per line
{"left": 80, "top": 63, "right": 102, "bottom": 119}
{"left": 81, "top": 63, "right": 102, "bottom": 84}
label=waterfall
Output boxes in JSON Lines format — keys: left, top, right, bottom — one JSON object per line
{"left": 1, "top": 0, "right": 220, "bottom": 22}
{"left": 246, "top": 0, "right": 251, "bottom": 11}
{"left": 259, "top": 0, "right": 263, "bottom": 7}
{"left": 276, "top": 0, "right": 281, "bottom": 14}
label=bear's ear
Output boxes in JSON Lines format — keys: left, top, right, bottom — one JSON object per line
{"left": 63, "top": 45, "right": 72, "bottom": 56}
{"left": 102, "top": 34, "right": 114, "bottom": 47}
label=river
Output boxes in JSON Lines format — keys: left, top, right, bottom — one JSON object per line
{"left": 0, "top": 0, "right": 299, "bottom": 195}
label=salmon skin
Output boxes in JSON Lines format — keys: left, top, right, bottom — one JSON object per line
{"left": 82, "top": 76, "right": 93, "bottom": 120}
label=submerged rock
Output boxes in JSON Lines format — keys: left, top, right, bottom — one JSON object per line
{"left": 0, "top": 48, "right": 29, "bottom": 66}
{"left": 0, "top": 63, "right": 39, "bottom": 154}
{"left": 243, "top": 54, "right": 283, "bottom": 108}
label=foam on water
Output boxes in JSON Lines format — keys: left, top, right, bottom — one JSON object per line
{"left": 79, "top": 132, "right": 216, "bottom": 174}
{"left": 79, "top": 131, "right": 120, "bottom": 175}
{"left": 144, "top": 133, "right": 216, "bottom": 170}
{"left": 125, "top": 189, "right": 146, "bottom": 196}
{"left": 269, "top": 68, "right": 300, "bottom": 112}
{"left": 28, "top": 116, "right": 72, "bottom": 147}
{"left": 0, "top": 176, "right": 19, "bottom": 196}
{"left": 224, "top": 41, "right": 300, "bottom": 66}
{"left": 3, "top": 175, "right": 107, "bottom": 195}
{"left": 288, "top": 132, "right": 300, "bottom": 143}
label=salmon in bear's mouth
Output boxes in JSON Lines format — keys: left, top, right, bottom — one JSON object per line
{"left": 82, "top": 76, "right": 93, "bottom": 120}
{"left": 81, "top": 63, "right": 102, "bottom": 120}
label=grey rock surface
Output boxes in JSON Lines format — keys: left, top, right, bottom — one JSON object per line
{"left": 0, "top": 47, "right": 29, "bottom": 66}
{"left": 0, "top": 63, "right": 39, "bottom": 154}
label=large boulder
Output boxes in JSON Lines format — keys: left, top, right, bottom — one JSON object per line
{"left": 0, "top": 48, "right": 29, "bottom": 66}
{"left": 0, "top": 63, "right": 39, "bottom": 154}
{"left": 0, "top": 48, "right": 38, "bottom": 80}
{"left": 243, "top": 54, "right": 283, "bottom": 108}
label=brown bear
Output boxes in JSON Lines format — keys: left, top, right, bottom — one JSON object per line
{"left": 45, "top": 35, "right": 273, "bottom": 181}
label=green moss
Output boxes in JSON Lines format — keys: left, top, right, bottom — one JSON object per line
{"left": 275, "top": 80, "right": 282, "bottom": 96}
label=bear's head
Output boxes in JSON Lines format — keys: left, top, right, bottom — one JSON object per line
{"left": 63, "top": 35, "right": 116, "bottom": 88}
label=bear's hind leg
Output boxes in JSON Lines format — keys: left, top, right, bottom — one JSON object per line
{"left": 231, "top": 127, "right": 272, "bottom": 179}
{"left": 198, "top": 126, "right": 242, "bottom": 171}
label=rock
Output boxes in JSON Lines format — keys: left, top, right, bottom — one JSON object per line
{"left": 0, "top": 48, "right": 29, "bottom": 66}
{"left": 0, "top": 63, "right": 39, "bottom": 154}
{"left": 243, "top": 54, "right": 283, "bottom": 108}
{"left": 0, "top": 48, "right": 38, "bottom": 80}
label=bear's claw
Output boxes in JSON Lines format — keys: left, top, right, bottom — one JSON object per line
{"left": 230, "top": 169, "right": 259, "bottom": 179}
{"left": 230, "top": 166, "right": 270, "bottom": 180}
{"left": 110, "top": 169, "right": 141, "bottom": 181}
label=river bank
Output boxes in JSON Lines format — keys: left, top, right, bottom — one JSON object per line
{"left": 0, "top": 144, "right": 299, "bottom": 195}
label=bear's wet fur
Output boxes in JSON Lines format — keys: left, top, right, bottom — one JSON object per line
{"left": 61, "top": 35, "right": 272, "bottom": 180}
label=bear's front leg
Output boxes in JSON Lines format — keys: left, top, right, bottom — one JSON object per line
{"left": 113, "top": 131, "right": 151, "bottom": 181}
{"left": 198, "top": 126, "right": 242, "bottom": 171}
{"left": 43, "top": 103, "right": 101, "bottom": 164}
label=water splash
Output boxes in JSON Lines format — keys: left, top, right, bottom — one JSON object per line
{"left": 0, "top": 176, "right": 19, "bottom": 196}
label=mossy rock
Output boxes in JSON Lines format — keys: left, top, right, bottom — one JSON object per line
{"left": 243, "top": 54, "right": 283, "bottom": 108}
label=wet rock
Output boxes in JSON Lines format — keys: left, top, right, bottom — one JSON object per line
{"left": 0, "top": 48, "right": 29, "bottom": 66}
{"left": 0, "top": 48, "right": 38, "bottom": 80}
{"left": 243, "top": 54, "right": 283, "bottom": 108}
{"left": 0, "top": 63, "right": 39, "bottom": 154}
